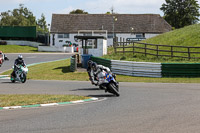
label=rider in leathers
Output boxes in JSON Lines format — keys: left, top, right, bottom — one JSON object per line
{"left": 90, "top": 62, "right": 111, "bottom": 86}
{"left": 12, "top": 55, "right": 26, "bottom": 78}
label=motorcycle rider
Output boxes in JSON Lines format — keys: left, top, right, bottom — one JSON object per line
{"left": 12, "top": 55, "right": 26, "bottom": 78}
{"left": 90, "top": 62, "right": 111, "bottom": 86}
{"left": 87, "top": 60, "right": 94, "bottom": 84}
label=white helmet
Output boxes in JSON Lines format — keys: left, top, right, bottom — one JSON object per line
{"left": 18, "top": 55, "right": 23, "bottom": 61}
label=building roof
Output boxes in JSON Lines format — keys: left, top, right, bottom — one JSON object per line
{"left": 50, "top": 14, "right": 172, "bottom": 34}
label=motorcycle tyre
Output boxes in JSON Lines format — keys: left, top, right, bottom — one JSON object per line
{"left": 109, "top": 83, "right": 120, "bottom": 97}
{"left": 10, "top": 74, "right": 15, "bottom": 83}
{"left": 21, "top": 73, "right": 26, "bottom": 83}
{"left": 99, "top": 85, "right": 105, "bottom": 90}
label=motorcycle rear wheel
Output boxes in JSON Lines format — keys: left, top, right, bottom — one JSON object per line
{"left": 10, "top": 74, "right": 15, "bottom": 83}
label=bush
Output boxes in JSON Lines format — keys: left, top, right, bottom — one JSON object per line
{"left": 120, "top": 56, "right": 126, "bottom": 60}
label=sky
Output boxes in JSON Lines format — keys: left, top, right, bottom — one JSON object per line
{"left": 0, "top": 0, "right": 200, "bottom": 25}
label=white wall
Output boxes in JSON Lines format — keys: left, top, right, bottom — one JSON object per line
{"left": 80, "top": 39, "right": 107, "bottom": 57}
{"left": 50, "top": 33, "right": 78, "bottom": 47}
{"left": 38, "top": 46, "right": 74, "bottom": 52}
{"left": 5, "top": 40, "right": 43, "bottom": 48}
{"left": 50, "top": 33, "right": 160, "bottom": 47}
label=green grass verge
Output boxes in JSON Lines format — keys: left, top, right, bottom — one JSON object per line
{"left": 0, "top": 94, "right": 90, "bottom": 107}
{"left": 2, "top": 58, "right": 200, "bottom": 83}
{"left": 2, "top": 59, "right": 89, "bottom": 81}
{"left": 0, "top": 45, "right": 38, "bottom": 53}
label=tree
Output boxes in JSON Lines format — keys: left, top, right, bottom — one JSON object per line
{"left": 0, "top": 4, "right": 36, "bottom": 26}
{"left": 37, "top": 13, "right": 48, "bottom": 33}
{"left": 0, "top": 4, "right": 48, "bottom": 33}
{"left": 69, "top": 9, "right": 88, "bottom": 14}
{"left": 160, "top": 0, "right": 200, "bottom": 29}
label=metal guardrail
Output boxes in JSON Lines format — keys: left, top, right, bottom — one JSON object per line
{"left": 111, "top": 60, "right": 162, "bottom": 78}
{"left": 90, "top": 56, "right": 200, "bottom": 78}
{"left": 91, "top": 56, "right": 111, "bottom": 69}
{"left": 161, "top": 63, "right": 200, "bottom": 77}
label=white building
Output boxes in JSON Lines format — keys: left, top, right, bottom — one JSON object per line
{"left": 50, "top": 14, "right": 171, "bottom": 47}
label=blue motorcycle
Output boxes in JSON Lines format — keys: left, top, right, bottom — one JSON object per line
{"left": 97, "top": 71, "right": 120, "bottom": 97}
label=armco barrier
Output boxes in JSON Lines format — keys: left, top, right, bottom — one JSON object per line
{"left": 90, "top": 56, "right": 111, "bottom": 69}
{"left": 112, "top": 60, "right": 162, "bottom": 78}
{"left": 90, "top": 57, "right": 200, "bottom": 78}
{"left": 162, "top": 63, "right": 200, "bottom": 77}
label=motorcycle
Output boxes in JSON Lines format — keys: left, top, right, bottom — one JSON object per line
{"left": 96, "top": 71, "right": 120, "bottom": 97}
{"left": 10, "top": 65, "right": 28, "bottom": 83}
{"left": 0, "top": 54, "right": 9, "bottom": 67}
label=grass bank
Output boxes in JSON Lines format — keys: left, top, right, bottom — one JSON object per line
{"left": 103, "top": 24, "right": 200, "bottom": 63}
{"left": 0, "top": 94, "right": 90, "bottom": 107}
{"left": 0, "top": 45, "right": 38, "bottom": 53}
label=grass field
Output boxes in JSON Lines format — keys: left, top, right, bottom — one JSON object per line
{"left": 0, "top": 45, "right": 38, "bottom": 53}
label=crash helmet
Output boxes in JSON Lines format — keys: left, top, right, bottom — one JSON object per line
{"left": 87, "top": 60, "right": 93, "bottom": 68}
{"left": 91, "top": 62, "right": 98, "bottom": 71}
{"left": 18, "top": 55, "right": 23, "bottom": 61}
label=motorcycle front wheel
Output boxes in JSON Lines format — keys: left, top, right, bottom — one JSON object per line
{"left": 108, "top": 83, "right": 120, "bottom": 97}
{"left": 20, "top": 73, "right": 26, "bottom": 83}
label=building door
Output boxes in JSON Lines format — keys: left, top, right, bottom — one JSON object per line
{"left": 52, "top": 34, "right": 55, "bottom": 46}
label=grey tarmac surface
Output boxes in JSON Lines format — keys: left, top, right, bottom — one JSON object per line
{"left": 1, "top": 79, "right": 200, "bottom": 133}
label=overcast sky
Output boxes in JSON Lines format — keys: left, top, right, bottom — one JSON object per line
{"left": 0, "top": 0, "right": 200, "bottom": 25}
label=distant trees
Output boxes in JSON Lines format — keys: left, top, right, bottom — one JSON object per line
{"left": 69, "top": 9, "right": 88, "bottom": 14}
{"left": 0, "top": 4, "right": 36, "bottom": 26}
{"left": 37, "top": 13, "right": 48, "bottom": 33}
{"left": 0, "top": 4, "right": 48, "bottom": 33}
{"left": 160, "top": 0, "right": 200, "bottom": 29}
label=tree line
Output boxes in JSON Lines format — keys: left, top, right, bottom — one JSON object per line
{"left": 0, "top": 4, "right": 48, "bottom": 33}
{"left": 0, "top": 0, "right": 200, "bottom": 31}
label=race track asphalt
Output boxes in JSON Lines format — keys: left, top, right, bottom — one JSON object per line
{"left": 1, "top": 79, "right": 200, "bottom": 133}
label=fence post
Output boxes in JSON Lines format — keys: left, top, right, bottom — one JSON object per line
{"left": 133, "top": 42, "right": 135, "bottom": 55}
{"left": 145, "top": 44, "right": 147, "bottom": 56}
{"left": 120, "top": 37, "right": 122, "bottom": 46}
{"left": 114, "top": 37, "right": 117, "bottom": 53}
{"left": 123, "top": 38, "right": 125, "bottom": 56}
{"left": 188, "top": 47, "right": 191, "bottom": 59}
{"left": 171, "top": 46, "right": 173, "bottom": 57}
{"left": 156, "top": 45, "right": 159, "bottom": 58}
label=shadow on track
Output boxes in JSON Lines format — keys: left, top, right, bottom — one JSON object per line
{"left": 88, "top": 94, "right": 117, "bottom": 98}
{"left": 1, "top": 81, "right": 21, "bottom": 84}
{"left": 71, "top": 88, "right": 100, "bottom": 91}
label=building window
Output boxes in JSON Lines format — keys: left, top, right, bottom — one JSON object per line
{"left": 59, "top": 40, "right": 63, "bottom": 42}
{"left": 58, "top": 34, "right": 64, "bottom": 38}
{"left": 83, "top": 33, "right": 92, "bottom": 36}
{"left": 64, "top": 34, "right": 69, "bottom": 38}
{"left": 86, "top": 39, "right": 97, "bottom": 49}
{"left": 136, "top": 34, "right": 143, "bottom": 38}
{"left": 107, "top": 34, "right": 114, "bottom": 38}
